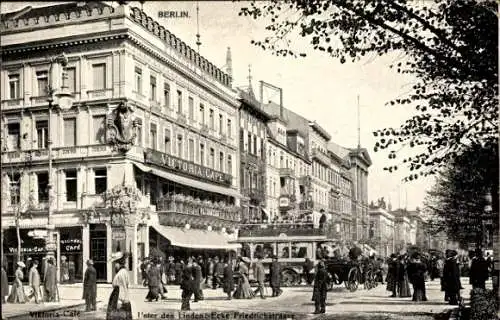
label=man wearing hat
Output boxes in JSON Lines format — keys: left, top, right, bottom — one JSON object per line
{"left": 312, "top": 261, "right": 329, "bottom": 314}
{"left": 83, "top": 260, "right": 97, "bottom": 311}
{"left": 29, "top": 260, "right": 42, "bottom": 304}
{"left": 44, "top": 258, "right": 57, "bottom": 302}
{"left": 470, "top": 248, "right": 489, "bottom": 289}
{"left": 442, "top": 250, "right": 461, "bottom": 305}
{"left": 269, "top": 255, "right": 282, "bottom": 297}
{"left": 253, "top": 255, "right": 266, "bottom": 299}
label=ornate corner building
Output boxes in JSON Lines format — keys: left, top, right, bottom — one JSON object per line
{"left": 0, "top": 2, "right": 241, "bottom": 284}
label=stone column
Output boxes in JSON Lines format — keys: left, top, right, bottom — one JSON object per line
{"left": 106, "top": 223, "right": 112, "bottom": 283}
{"left": 124, "top": 214, "right": 138, "bottom": 285}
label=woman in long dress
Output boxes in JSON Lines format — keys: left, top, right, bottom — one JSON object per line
{"left": 8, "top": 262, "right": 26, "bottom": 303}
{"left": 106, "top": 253, "right": 132, "bottom": 320}
{"left": 233, "top": 257, "right": 254, "bottom": 299}
{"left": 397, "top": 255, "right": 412, "bottom": 298}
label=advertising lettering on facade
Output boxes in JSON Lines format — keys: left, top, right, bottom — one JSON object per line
{"left": 60, "top": 239, "right": 82, "bottom": 252}
{"left": 144, "top": 149, "right": 232, "bottom": 186}
{"left": 8, "top": 246, "right": 45, "bottom": 254}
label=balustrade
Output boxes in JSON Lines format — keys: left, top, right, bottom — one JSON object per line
{"left": 156, "top": 194, "right": 240, "bottom": 221}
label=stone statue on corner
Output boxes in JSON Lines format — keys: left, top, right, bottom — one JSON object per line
{"left": 107, "top": 102, "right": 140, "bottom": 152}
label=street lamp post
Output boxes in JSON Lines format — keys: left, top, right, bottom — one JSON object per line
{"left": 45, "top": 53, "right": 74, "bottom": 259}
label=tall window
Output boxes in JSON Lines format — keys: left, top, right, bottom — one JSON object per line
{"left": 150, "top": 75, "right": 157, "bottom": 101}
{"left": 219, "top": 152, "right": 224, "bottom": 172}
{"left": 260, "top": 140, "right": 265, "bottom": 158}
{"left": 92, "top": 115, "right": 106, "bottom": 144}
{"left": 177, "top": 135, "right": 183, "bottom": 158}
{"left": 65, "top": 170, "right": 77, "bottom": 202}
{"left": 177, "top": 90, "right": 182, "bottom": 113}
{"left": 37, "top": 172, "right": 49, "bottom": 202}
{"left": 219, "top": 114, "right": 223, "bottom": 135}
{"left": 150, "top": 123, "right": 157, "bottom": 149}
{"left": 9, "top": 74, "right": 20, "bottom": 99}
{"left": 92, "top": 64, "right": 106, "bottom": 90}
{"left": 227, "top": 119, "right": 232, "bottom": 137}
{"left": 36, "top": 71, "right": 48, "bottom": 96}
{"left": 7, "top": 123, "right": 20, "bottom": 150}
{"left": 247, "top": 133, "right": 252, "bottom": 153}
{"left": 9, "top": 172, "right": 20, "bottom": 205}
{"left": 188, "top": 139, "right": 194, "bottom": 161}
{"left": 135, "top": 67, "right": 142, "bottom": 93}
{"left": 65, "top": 67, "right": 76, "bottom": 93}
{"left": 253, "top": 136, "right": 257, "bottom": 155}
{"left": 94, "top": 168, "right": 107, "bottom": 194}
{"left": 199, "top": 104, "right": 205, "bottom": 124}
{"left": 36, "top": 120, "right": 48, "bottom": 149}
{"left": 136, "top": 121, "right": 143, "bottom": 146}
{"left": 163, "top": 83, "right": 170, "bottom": 108}
{"left": 164, "top": 129, "right": 171, "bottom": 154}
{"left": 209, "top": 109, "right": 214, "bottom": 129}
{"left": 188, "top": 97, "right": 194, "bottom": 120}
{"left": 209, "top": 148, "right": 215, "bottom": 168}
{"left": 200, "top": 143, "right": 205, "bottom": 165}
{"left": 227, "top": 155, "right": 232, "bottom": 175}
{"left": 64, "top": 118, "right": 77, "bottom": 146}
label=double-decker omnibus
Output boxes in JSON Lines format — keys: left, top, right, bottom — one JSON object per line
{"left": 230, "top": 222, "right": 330, "bottom": 286}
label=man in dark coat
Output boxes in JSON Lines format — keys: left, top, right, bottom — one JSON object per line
{"left": 442, "top": 250, "right": 461, "bottom": 305}
{"left": 1, "top": 262, "right": 8, "bottom": 303}
{"left": 303, "top": 258, "right": 314, "bottom": 285}
{"left": 269, "top": 256, "right": 282, "bottom": 297}
{"left": 180, "top": 260, "right": 194, "bottom": 311}
{"left": 222, "top": 259, "right": 234, "bottom": 300}
{"left": 83, "top": 260, "right": 97, "bottom": 311}
{"left": 192, "top": 261, "right": 204, "bottom": 302}
{"left": 146, "top": 262, "right": 160, "bottom": 302}
{"left": 386, "top": 254, "right": 398, "bottom": 297}
{"left": 213, "top": 257, "right": 224, "bottom": 289}
{"left": 44, "top": 258, "right": 58, "bottom": 302}
{"left": 312, "top": 261, "right": 329, "bottom": 314}
{"left": 175, "top": 260, "right": 183, "bottom": 285}
{"left": 470, "top": 248, "right": 489, "bottom": 289}
{"left": 253, "top": 256, "right": 266, "bottom": 299}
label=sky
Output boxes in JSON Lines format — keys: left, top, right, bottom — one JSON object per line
{"left": 1, "top": 1, "right": 435, "bottom": 210}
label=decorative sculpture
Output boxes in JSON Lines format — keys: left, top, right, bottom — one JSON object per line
{"left": 107, "top": 102, "right": 140, "bottom": 152}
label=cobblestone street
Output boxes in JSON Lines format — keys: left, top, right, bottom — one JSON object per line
{"left": 3, "top": 278, "right": 475, "bottom": 319}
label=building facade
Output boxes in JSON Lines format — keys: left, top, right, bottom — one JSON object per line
{"left": 238, "top": 90, "right": 269, "bottom": 222}
{"left": 1, "top": 2, "right": 240, "bottom": 284}
{"left": 368, "top": 201, "right": 395, "bottom": 257}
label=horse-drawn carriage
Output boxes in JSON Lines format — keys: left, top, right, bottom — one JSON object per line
{"left": 324, "top": 257, "right": 378, "bottom": 292}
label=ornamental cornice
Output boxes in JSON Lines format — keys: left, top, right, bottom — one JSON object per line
{"left": 124, "top": 33, "right": 238, "bottom": 109}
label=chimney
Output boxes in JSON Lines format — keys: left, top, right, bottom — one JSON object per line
{"left": 225, "top": 47, "right": 232, "bottom": 79}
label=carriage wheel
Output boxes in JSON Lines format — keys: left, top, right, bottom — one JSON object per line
{"left": 347, "top": 267, "right": 359, "bottom": 292}
{"left": 281, "top": 269, "right": 297, "bottom": 287}
{"left": 364, "top": 270, "right": 373, "bottom": 290}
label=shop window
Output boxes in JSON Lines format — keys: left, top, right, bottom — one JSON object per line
{"left": 65, "top": 169, "right": 77, "bottom": 202}
{"left": 37, "top": 172, "right": 49, "bottom": 202}
{"left": 94, "top": 168, "right": 107, "bottom": 195}
{"left": 7, "top": 123, "right": 20, "bottom": 150}
{"left": 8, "top": 172, "right": 20, "bottom": 205}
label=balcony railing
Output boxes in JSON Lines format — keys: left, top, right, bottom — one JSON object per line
{"left": 279, "top": 168, "right": 295, "bottom": 177}
{"left": 88, "top": 89, "right": 113, "bottom": 99}
{"left": 1, "top": 98, "right": 24, "bottom": 110}
{"left": 2, "top": 145, "right": 113, "bottom": 164}
{"left": 156, "top": 194, "right": 241, "bottom": 222}
{"left": 311, "top": 148, "right": 330, "bottom": 166}
{"left": 238, "top": 223, "right": 324, "bottom": 237}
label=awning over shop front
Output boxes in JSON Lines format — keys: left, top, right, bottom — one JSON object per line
{"left": 151, "top": 225, "right": 241, "bottom": 250}
{"left": 134, "top": 163, "right": 241, "bottom": 199}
